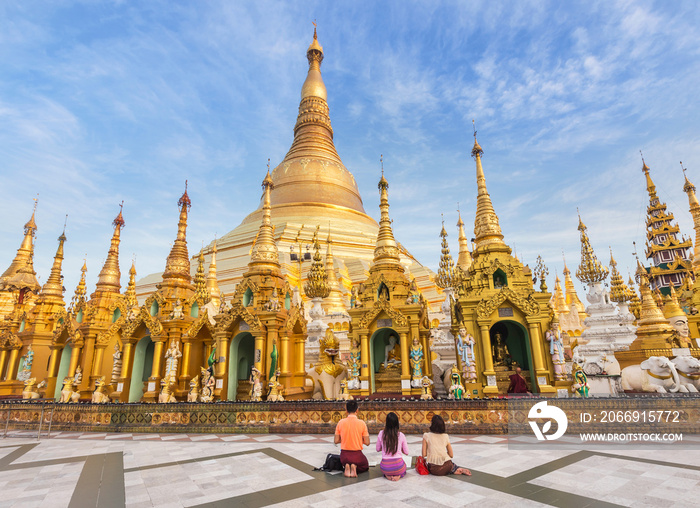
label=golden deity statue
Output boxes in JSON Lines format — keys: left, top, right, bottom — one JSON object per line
{"left": 492, "top": 332, "right": 511, "bottom": 368}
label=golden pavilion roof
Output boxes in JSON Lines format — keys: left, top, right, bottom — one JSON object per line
{"left": 94, "top": 204, "right": 124, "bottom": 295}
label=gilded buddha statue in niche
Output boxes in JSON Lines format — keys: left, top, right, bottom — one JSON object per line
{"left": 492, "top": 332, "right": 511, "bottom": 368}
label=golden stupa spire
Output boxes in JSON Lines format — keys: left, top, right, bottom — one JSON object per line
{"left": 248, "top": 162, "right": 281, "bottom": 275}
{"left": 435, "top": 215, "right": 456, "bottom": 289}
{"left": 575, "top": 211, "right": 609, "bottom": 284}
{"left": 372, "top": 155, "right": 402, "bottom": 269}
{"left": 193, "top": 249, "right": 209, "bottom": 302}
{"left": 40, "top": 222, "right": 67, "bottom": 300}
{"left": 0, "top": 198, "right": 40, "bottom": 290}
{"left": 162, "top": 183, "right": 192, "bottom": 284}
{"left": 324, "top": 226, "right": 346, "bottom": 312}
{"left": 95, "top": 203, "right": 125, "bottom": 294}
{"left": 551, "top": 273, "right": 567, "bottom": 314}
{"left": 471, "top": 121, "right": 505, "bottom": 250}
{"left": 609, "top": 248, "right": 633, "bottom": 303}
{"left": 681, "top": 162, "right": 700, "bottom": 274}
{"left": 456, "top": 206, "right": 473, "bottom": 271}
{"left": 628, "top": 273, "right": 642, "bottom": 319}
{"left": 70, "top": 260, "right": 88, "bottom": 312}
{"left": 304, "top": 225, "right": 330, "bottom": 298}
{"left": 124, "top": 260, "right": 137, "bottom": 309}
{"left": 206, "top": 241, "right": 221, "bottom": 308}
{"left": 635, "top": 260, "right": 675, "bottom": 341}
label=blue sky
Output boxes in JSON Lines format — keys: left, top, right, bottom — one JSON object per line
{"left": 1, "top": 1, "right": 699, "bottom": 299}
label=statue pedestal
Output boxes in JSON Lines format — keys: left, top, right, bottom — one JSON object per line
{"left": 463, "top": 382, "right": 483, "bottom": 398}
{"left": 374, "top": 368, "right": 402, "bottom": 394}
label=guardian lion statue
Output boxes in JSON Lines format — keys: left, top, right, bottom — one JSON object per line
{"left": 91, "top": 377, "right": 110, "bottom": 404}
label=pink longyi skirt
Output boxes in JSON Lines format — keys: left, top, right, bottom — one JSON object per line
{"left": 380, "top": 457, "right": 407, "bottom": 478}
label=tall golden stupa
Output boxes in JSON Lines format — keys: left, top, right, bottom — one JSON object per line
{"left": 136, "top": 29, "right": 442, "bottom": 313}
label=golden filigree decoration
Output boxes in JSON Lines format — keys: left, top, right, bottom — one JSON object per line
{"left": 51, "top": 316, "right": 84, "bottom": 347}
{"left": 182, "top": 309, "right": 214, "bottom": 339}
{"left": 356, "top": 297, "right": 408, "bottom": 329}
{"left": 476, "top": 287, "right": 540, "bottom": 319}
{"left": 215, "top": 301, "right": 263, "bottom": 334}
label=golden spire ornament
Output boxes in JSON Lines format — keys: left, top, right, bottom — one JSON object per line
{"left": 248, "top": 161, "right": 281, "bottom": 275}
{"left": 206, "top": 240, "right": 221, "bottom": 308}
{"left": 682, "top": 161, "right": 700, "bottom": 275}
{"left": 162, "top": 183, "right": 192, "bottom": 283}
{"left": 95, "top": 202, "right": 125, "bottom": 294}
{"left": 124, "top": 260, "right": 137, "bottom": 309}
{"left": 0, "top": 198, "right": 40, "bottom": 290}
{"left": 372, "top": 155, "right": 402, "bottom": 269}
{"left": 455, "top": 206, "right": 473, "bottom": 271}
{"left": 575, "top": 212, "right": 608, "bottom": 285}
{"left": 193, "top": 249, "right": 209, "bottom": 302}
{"left": 609, "top": 248, "right": 633, "bottom": 303}
{"left": 40, "top": 224, "right": 67, "bottom": 300}
{"left": 70, "top": 260, "right": 87, "bottom": 313}
{"left": 435, "top": 216, "right": 455, "bottom": 289}
{"left": 534, "top": 255, "right": 549, "bottom": 292}
{"left": 471, "top": 121, "right": 506, "bottom": 251}
{"left": 324, "top": 226, "right": 346, "bottom": 312}
{"left": 304, "top": 226, "right": 330, "bottom": 298}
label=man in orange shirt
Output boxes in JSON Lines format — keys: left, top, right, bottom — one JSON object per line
{"left": 334, "top": 399, "right": 370, "bottom": 477}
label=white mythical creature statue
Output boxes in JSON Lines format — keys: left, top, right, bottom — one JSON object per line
{"left": 671, "top": 356, "right": 700, "bottom": 392}
{"left": 621, "top": 356, "right": 687, "bottom": 393}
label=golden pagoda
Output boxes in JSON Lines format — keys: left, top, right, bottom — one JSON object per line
{"left": 451, "top": 126, "right": 557, "bottom": 396}
{"left": 135, "top": 29, "right": 443, "bottom": 321}
{"left": 641, "top": 155, "right": 692, "bottom": 293}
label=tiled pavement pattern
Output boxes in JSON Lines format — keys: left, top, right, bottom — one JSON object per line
{"left": 0, "top": 432, "right": 699, "bottom": 507}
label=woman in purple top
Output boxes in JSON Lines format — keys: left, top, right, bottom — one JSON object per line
{"left": 376, "top": 412, "right": 409, "bottom": 481}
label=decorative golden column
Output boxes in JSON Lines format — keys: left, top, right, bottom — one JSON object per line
{"left": 279, "top": 331, "right": 290, "bottom": 375}
{"left": 150, "top": 338, "right": 165, "bottom": 379}
{"left": 254, "top": 331, "right": 266, "bottom": 373}
{"left": 67, "top": 346, "right": 81, "bottom": 377}
{"left": 92, "top": 345, "right": 106, "bottom": 380}
{"left": 527, "top": 322, "right": 549, "bottom": 386}
{"left": 5, "top": 347, "right": 20, "bottom": 380}
{"left": 399, "top": 332, "right": 409, "bottom": 379}
{"left": 0, "top": 349, "right": 7, "bottom": 379}
{"left": 359, "top": 332, "right": 369, "bottom": 393}
{"left": 214, "top": 331, "right": 228, "bottom": 378}
{"left": 478, "top": 322, "right": 496, "bottom": 393}
{"left": 120, "top": 342, "right": 133, "bottom": 378}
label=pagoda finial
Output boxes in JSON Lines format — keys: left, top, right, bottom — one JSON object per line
{"left": 206, "top": 240, "right": 221, "bottom": 308}
{"left": 95, "top": 204, "right": 125, "bottom": 294}
{"left": 436, "top": 217, "right": 455, "bottom": 289}
{"left": 682, "top": 161, "right": 700, "bottom": 275}
{"left": 609, "top": 247, "right": 633, "bottom": 303}
{"left": 304, "top": 225, "right": 330, "bottom": 298}
{"left": 193, "top": 249, "right": 209, "bottom": 302}
{"left": 575, "top": 212, "right": 609, "bottom": 284}
{"left": 40, "top": 227, "right": 68, "bottom": 300}
{"left": 456, "top": 206, "right": 472, "bottom": 271}
{"left": 372, "top": 156, "right": 401, "bottom": 269}
{"left": 248, "top": 162, "right": 280, "bottom": 274}
{"left": 471, "top": 123, "right": 504, "bottom": 250}
{"left": 124, "top": 260, "right": 137, "bottom": 309}
{"left": 162, "top": 183, "right": 192, "bottom": 284}
{"left": 69, "top": 260, "right": 88, "bottom": 313}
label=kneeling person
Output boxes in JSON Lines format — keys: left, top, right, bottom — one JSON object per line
{"left": 334, "top": 399, "right": 369, "bottom": 477}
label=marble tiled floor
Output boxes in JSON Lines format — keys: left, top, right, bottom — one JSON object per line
{"left": 0, "top": 431, "right": 699, "bottom": 507}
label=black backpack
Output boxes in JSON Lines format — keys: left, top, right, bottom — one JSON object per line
{"left": 314, "top": 453, "right": 343, "bottom": 472}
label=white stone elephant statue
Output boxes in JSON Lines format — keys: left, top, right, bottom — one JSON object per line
{"left": 671, "top": 355, "right": 700, "bottom": 393}
{"left": 621, "top": 356, "right": 687, "bottom": 393}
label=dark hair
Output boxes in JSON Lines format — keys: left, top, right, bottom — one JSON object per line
{"left": 429, "top": 414, "right": 445, "bottom": 434}
{"left": 382, "top": 412, "right": 400, "bottom": 455}
{"left": 346, "top": 399, "right": 358, "bottom": 413}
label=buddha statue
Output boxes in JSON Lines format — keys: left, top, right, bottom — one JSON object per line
{"left": 491, "top": 332, "right": 511, "bottom": 368}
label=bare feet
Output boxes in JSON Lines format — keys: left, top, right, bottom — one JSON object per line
{"left": 350, "top": 464, "right": 358, "bottom": 477}
{"left": 455, "top": 467, "right": 472, "bottom": 476}
{"left": 388, "top": 475, "right": 400, "bottom": 481}
{"left": 344, "top": 464, "right": 352, "bottom": 477}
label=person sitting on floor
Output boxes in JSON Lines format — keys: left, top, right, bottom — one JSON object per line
{"left": 334, "top": 399, "right": 370, "bottom": 477}
{"left": 422, "top": 414, "right": 471, "bottom": 476}
{"left": 376, "top": 411, "right": 409, "bottom": 481}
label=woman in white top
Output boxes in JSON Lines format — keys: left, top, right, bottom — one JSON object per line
{"left": 421, "top": 414, "right": 471, "bottom": 476}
